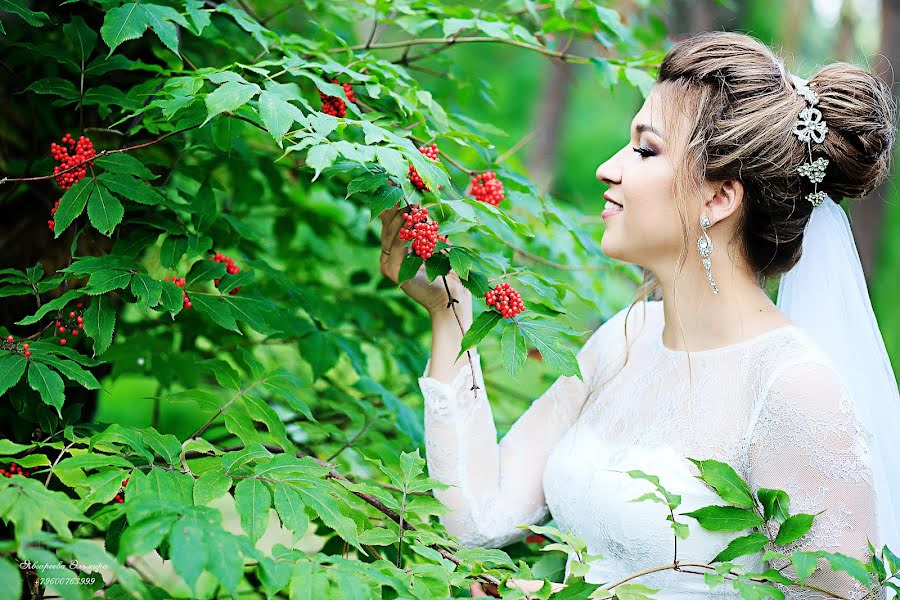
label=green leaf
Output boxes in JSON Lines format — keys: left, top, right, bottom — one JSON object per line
{"left": 757, "top": 488, "right": 790, "bottom": 523}
{"left": 624, "top": 68, "right": 656, "bottom": 99}
{"left": 141, "top": 3, "right": 188, "bottom": 55}
{"left": 187, "top": 260, "right": 226, "bottom": 285}
{"left": 131, "top": 273, "right": 162, "bottom": 308}
{"left": 259, "top": 90, "right": 299, "bottom": 146}
{"left": 273, "top": 485, "right": 309, "bottom": 542}
{"left": 774, "top": 513, "right": 815, "bottom": 545}
{"left": 204, "top": 80, "right": 261, "bottom": 124}
{"left": 193, "top": 470, "right": 232, "bottom": 506}
{"left": 85, "top": 270, "right": 133, "bottom": 295}
{"left": 159, "top": 235, "right": 188, "bottom": 268}
{"left": 367, "top": 184, "right": 404, "bottom": 221}
{"left": 63, "top": 15, "right": 97, "bottom": 64}
{"left": 0, "top": 353, "right": 28, "bottom": 397}
{"left": 500, "top": 319, "right": 527, "bottom": 379}
{"left": 516, "top": 318, "right": 582, "bottom": 379}
{"left": 0, "top": 476, "right": 83, "bottom": 538}
{"left": 87, "top": 183, "right": 125, "bottom": 236}
{"left": 234, "top": 477, "right": 271, "bottom": 544}
{"left": 191, "top": 294, "right": 241, "bottom": 333}
{"left": 93, "top": 153, "right": 158, "bottom": 180}
{"left": 397, "top": 252, "right": 422, "bottom": 285}
{"left": 711, "top": 532, "right": 769, "bottom": 563}
{"left": 612, "top": 583, "right": 660, "bottom": 600}
{"left": 169, "top": 510, "right": 210, "bottom": 593}
{"left": 790, "top": 551, "right": 819, "bottom": 583}
{"left": 83, "top": 294, "right": 116, "bottom": 355}
{"left": 731, "top": 580, "right": 785, "bottom": 600}
{"left": 818, "top": 552, "right": 873, "bottom": 586}
{"left": 456, "top": 310, "right": 502, "bottom": 360}
{"left": 100, "top": 3, "right": 146, "bottom": 56}
{"left": 358, "top": 527, "right": 397, "bottom": 546}
{"left": 35, "top": 354, "right": 101, "bottom": 389}
{"left": 27, "top": 361, "right": 65, "bottom": 415}
{"left": 16, "top": 289, "right": 81, "bottom": 325}
{"left": 681, "top": 506, "right": 763, "bottom": 532}
{"left": 97, "top": 173, "right": 163, "bottom": 205}
{"left": 25, "top": 77, "right": 78, "bottom": 99}
{"left": 0, "top": 0, "right": 50, "bottom": 27}
{"left": 158, "top": 280, "right": 184, "bottom": 314}
{"left": 307, "top": 144, "right": 339, "bottom": 182}
{"left": 185, "top": 0, "right": 210, "bottom": 34}
{"left": 0, "top": 558, "right": 21, "bottom": 600}
{"left": 687, "top": 458, "right": 754, "bottom": 509}
{"left": 52, "top": 177, "right": 94, "bottom": 237}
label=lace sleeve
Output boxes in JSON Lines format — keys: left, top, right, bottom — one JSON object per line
{"left": 418, "top": 307, "right": 629, "bottom": 548}
{"left": 748, "top": 360, "right": 883, "bottom": 599}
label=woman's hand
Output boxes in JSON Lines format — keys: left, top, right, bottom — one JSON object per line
{"left": 379, "top": 202, "right": 470, "bottom": 315}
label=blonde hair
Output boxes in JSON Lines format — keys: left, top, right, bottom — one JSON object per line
{"left": 577, "top": 31, "right": 896, "bottom": 419}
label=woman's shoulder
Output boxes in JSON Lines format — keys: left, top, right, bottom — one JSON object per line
{"left": 581, "top": 299, "right": 662, "bottom": 356}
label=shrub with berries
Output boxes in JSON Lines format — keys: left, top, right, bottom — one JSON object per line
{"left": 53, "top": 301, "right": 85, "bottom": 346}
{"left": 212, "top": 252, "right": 241, "bottom": 295}
{"left": 164, "top": 276, "right": 191, "bottom": 309}
{"left": 409, "top": 143, "right": 442, "bottom": 192}
{"left": 0, "top": 462, "right": 33, "bottom": 479}
{"left": 114, "top": 476, "right": 130, "bottom": 504}
{"left": 48, "top": 198, "right": 60, "bottom": 233}
{"left": 319, "top": 78, "right": 356, "bottom": 117}
{"left": 398, "top": 205, "right": 448, "bottom": 260}
{"left": 3, "top": 335, "right": 31, "bottom": 358}
{"left": 469, "top": 171, "right": 505, "bottom": 206}
{"left": 50, "top": 133, "right": 95, "bottom": 191}
{"left": 485, "top": 283, "right": 526, "bottom": 319}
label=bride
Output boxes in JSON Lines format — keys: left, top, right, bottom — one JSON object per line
{"left": 379, "top": 31, "right": 900, "bottom": 599}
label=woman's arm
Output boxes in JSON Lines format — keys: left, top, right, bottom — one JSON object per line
{"left": 419, "top": 305, "right": 631, "bottom": 548}
{"left": 748, "top": 361, "right": 882, "bottom": 598}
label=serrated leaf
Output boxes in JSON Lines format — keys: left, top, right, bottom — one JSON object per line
{"left": 516, "top": 318, "right": 582, "bottom": 379}
{"left": 83, "top": 294, "right": 116, "bottom": 355}
{"left": 204, "top": 80, "right": 261, "bottom": 124}
{"left": 52, "top": 177, "right": 94, "bottom": 237}
{"left": 16, "top": 289, "right": 82, "bottom": 325}
{"left": 0, "top": 476, "right": 83, "bottom": 538}
{"left": 193, "top": 471, "right": 232, "bottom": 506}
{"left": 234, "top": 477, "right": 271, "bottom": 544}
{"left": 273, "top": 485, "right": 309, "bottom": 542}
{"left": 0, "top": 0, "right": 50, "bottom": 27}
{"left": 64, "top": 15, "right": 97, "bottom": 64}
{"left": 97, "top": 173, "right": 163, "bottom": 205}
{"left": 100, "top": 3, "right": 146, "bottom": 56}
{"left": 85, "top": 270, "right": 133, "bottom": 295}
{"left": 500, "top": 319, "right": 527, "bottom": 379}
{"left": 87, "top": 183, "right": 125, "bottom": 236}
{"left": 0, "top": 558, "right": 21, "bottom": 600}
{"left": 687, "top": 458, "right": 754, "bottom": 509}
{"left": 186, "top": 260, "right": 226, "bottom": 285}
{"left": 27, "top": 361, "right": 65, "bottom": 415}
{"left": 367, "top": 184, "right": 403, "bottom": 221}
{"left": 158, "top": 280, "right": 184, "bottom": 314}
{"left": 790, "top": 551, "right": 819, "bottom": 583}
{"left": 131, "top": 273, "right": 162, "bottom": 308}
{"left": 457, "top": 310, "right": 502, "bottom": 360}
{"left": 307, "top": 144, "right": 339, "bottom": 182}
{"left": 731, "top": 580, "right": 785, "bottom": 600}
{"left": 35, "top": 354, "right": 100, "bottom": 390}
{"left": 25, "top": 77, "right": 78, "bottom": 98}
{"left": 711, "top": 532, "right": 769, "bottom": 563}
{"left": 93, "top": 153, "right": 158, "bottom": 179}
{"left": 682, "top": 505, "right": 763, "bottom": 532}
{"left": 774, "top": 513, "right": 815, "bottom": 546}
{"left": 397, "top": 252, "right": 422, "bottom": 285}
{"left": 191, "top": 294, "right": 241, "bottom": 333}
{"left": 169, "top": 510, "right": 209, "bottom": 593}
{"left": 757, "top": 488, "right": 790, "bottom": 523}
{"left": 258, "top": 90, "right": 298, "bottom": 146}
{"left": 0, "top": 353, "right": 28, "bottom": 397}
{"left": 159, "top": 235, "right": 188, "bottom": 268}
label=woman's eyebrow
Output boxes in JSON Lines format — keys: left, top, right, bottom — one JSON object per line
{"left": 633, "top": 123, "right": 666, "bottom": 140}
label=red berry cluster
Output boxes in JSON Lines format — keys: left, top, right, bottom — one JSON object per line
{"left": 3, "top": 335, "right": 31, "bottom": 358}
{"left": 50, "top": 133, "right": 96, "bottom": 191}
{"left": 164, "top": 276, "right": 191, "bottom": 309}
{"left": 398, "top": 205, "right": 449, "bottom": 260}
{"left": 409, "top": 144, "right": 442, "bottom": 193}
{"left": 48, "top": 199, "right": 61, "bottom": 233}
{"left": 113, "top": 477, "right": 130, "bottom": 504}
{"left": 212, "top": 252, "right": 241, "bottom": 295}
{"left": 524, "top": 534, "right": 548, "bottom": 545}
{"left": 485, "top": 283, "right": 526, "bottom": 319}
{"left": 55, "top": 302, "right": 85, "bottom": 346}
{"left": 0, "top": 462, "right": 32, "bottom": 479}
{"left": 469, "top": 171, "right": 505, "bottom": 207}
{"left": 319, "top": 78, "right": 356, "bottom": 117}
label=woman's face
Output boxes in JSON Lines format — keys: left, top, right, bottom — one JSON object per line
{"left": 595, "top": 89, "right": 694, "bottom": 271}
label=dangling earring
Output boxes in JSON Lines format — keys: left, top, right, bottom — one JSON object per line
{"left": 698, "top": 215, "right": 719, "bottom": 295}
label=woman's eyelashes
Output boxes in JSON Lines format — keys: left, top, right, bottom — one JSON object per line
{"left": 632, "top": 145, "right": 655, "bottom": 158}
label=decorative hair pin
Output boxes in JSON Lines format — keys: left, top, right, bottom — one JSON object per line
{"left": 790, "top": 74, "right": 830, "bottom": 207}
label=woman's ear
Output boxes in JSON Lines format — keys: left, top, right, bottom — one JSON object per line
{"left": 704, "top": 179, "right": 743, "bottom": 224}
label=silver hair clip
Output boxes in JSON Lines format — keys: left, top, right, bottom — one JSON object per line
{"left": 790, "top": 74, "right": 830, "bottom": 207}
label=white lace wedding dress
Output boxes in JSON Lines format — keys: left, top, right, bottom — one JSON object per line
{"left": 418, "top": 300, "right": 884, "bottom": 599}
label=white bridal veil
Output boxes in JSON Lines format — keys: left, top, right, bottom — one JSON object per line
{"left": 777, "top": 195, "right": 900, "bottom": 594}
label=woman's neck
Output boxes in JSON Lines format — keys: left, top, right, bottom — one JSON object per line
{"left": 653, "top": 262, "right": 791, "bottom": 352}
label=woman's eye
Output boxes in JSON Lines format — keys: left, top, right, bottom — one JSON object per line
{"left": 632, "top": 146, "right": 655, "bottom": 158}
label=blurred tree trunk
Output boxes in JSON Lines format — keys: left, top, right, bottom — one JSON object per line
{"left": 667, "top": 0, "right": 741, "bottom": 36}
{"left": 855, "top": 1, "right": 898, "bottom": 281}
{"left": 526, "top": 37, "right": 575, "bottom": 195}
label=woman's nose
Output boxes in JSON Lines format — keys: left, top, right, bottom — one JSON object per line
{"left": 596, "top": 147, "right": 624, "bottom": 185}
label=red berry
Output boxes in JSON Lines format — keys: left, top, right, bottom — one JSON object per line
{"left": 469, "top": 171, "right": 505, "bottom": 207}
{"left": 69, "top": 311, "right": 75, "bottom": 318}
{"left": 60, "top": 338, "right": 67, "bottom": 345}
{"left": 77, "top": 316, "right": 83, "bottom": 323}
{"left": 76, "top": 302, "right": 83, "bottom": 309}
{"left": 484, "top": 283, "right": 526, "bottom": 319}
{"left": 398, "top": 205, "right": 445, "bottom": 260}
{"left": 24, "top": 350, "right": 31, "bottom": 358}
{"left": 22, "top": 343, "right": 29, "bottom": 350}
{"left": 58, "top": 326, "right": 66, "bottom": 333}
{"left": 72, "top": 329, "right": 79, "bottom": 336}
{"left": 50, "top": 134, "right": 96, "bottom": 191}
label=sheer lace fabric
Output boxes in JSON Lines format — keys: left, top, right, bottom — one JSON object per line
{"left": 418, "top": 300, "right": 884, "bottom": 599}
